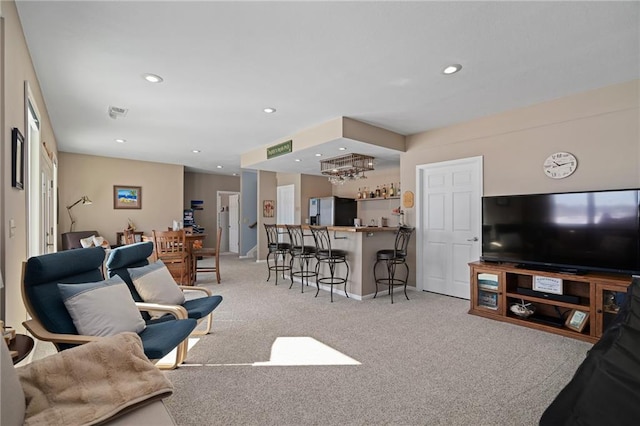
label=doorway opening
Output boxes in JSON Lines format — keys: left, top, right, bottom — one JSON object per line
{"left": 217, "top": 191, "right": 240, "bottom": 254}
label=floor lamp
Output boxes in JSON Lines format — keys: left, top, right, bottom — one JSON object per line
{"left": 67, "top": 196, "right": 92, "bottom": 232}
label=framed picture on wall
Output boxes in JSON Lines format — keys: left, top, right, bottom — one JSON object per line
{"left": 113, "top": 185, "right": 142, "bottom": 209}
{"left": 11, "top": 128, "right": 25, "bottom": 190}
{"left": 263, "top": 200, "right": 274, "bottom": 218}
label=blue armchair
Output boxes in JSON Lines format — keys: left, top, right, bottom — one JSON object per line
{"left": 21, "top": 246, "right": 196, "bottom": 369}
{"left": 106, "top": 241, "right": 223, "bottom": 335}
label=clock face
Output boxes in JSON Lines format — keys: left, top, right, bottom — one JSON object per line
{"left": 543, "top": 152, "right": 577, "bottom": 179}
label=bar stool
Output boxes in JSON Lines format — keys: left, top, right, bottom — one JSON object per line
{"left": 285, "top": 225, "right": 317, "bottom": 292}
{"left": 374, "top": 226, "right": 415, "bottom": 303}
{"left": 264, "top": 224, "right": 292, "bottom": 286}
{"left": 309, "top": 226, "right": 349, "bottom": 302}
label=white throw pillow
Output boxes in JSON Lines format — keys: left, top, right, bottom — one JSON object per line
{"left": 128, "top": 261, "right": 186, "bottom": 305}
{"left": 80, "top": 235, "right": 96, "bottom": 248}
{"left": 93, "top": 236, "right": 109, "bottom": 248}
{"left": 58, "top": 276, "right": 146, "bottom": 336}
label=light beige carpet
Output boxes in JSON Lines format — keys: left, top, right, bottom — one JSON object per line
{"left": 165, "top": 255, "right": 591, "bottom": 426}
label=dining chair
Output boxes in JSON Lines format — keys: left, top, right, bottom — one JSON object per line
{"left": 123, "top": 228, "right": 137, "bottom": 245}
{"left": 152, "top": 229, "right": 191, "bottom": 285}
{"left": 192, "top": 227, "right": 222, "bottom": 283}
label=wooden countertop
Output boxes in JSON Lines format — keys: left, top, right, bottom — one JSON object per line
{"left": 275, "top": 224, "right": 398, "bottom": 233}
{"left": 329, "top": 226, "right": 398, "bottom": 233}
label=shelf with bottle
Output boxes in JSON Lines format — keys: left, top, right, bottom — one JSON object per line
{"left": 356, "top": 196, "right": 400, "bottom": 202}
{"left": 355, "top": 182, "right": 400, "bottom": 201}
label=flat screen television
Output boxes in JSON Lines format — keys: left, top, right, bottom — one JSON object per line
{"left": 481, "top": 189, "right": 640, "bottom": 275}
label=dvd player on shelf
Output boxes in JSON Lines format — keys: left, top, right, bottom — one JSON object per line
{"left": 527, "top": 314, "right": 566, "bottom": 328}
{"left": 516, "top": 287, "right": 580, "bottom": 305}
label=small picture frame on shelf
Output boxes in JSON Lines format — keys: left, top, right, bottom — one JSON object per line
{"left": 565, "top": 309, "right": 589, "bottom": 332}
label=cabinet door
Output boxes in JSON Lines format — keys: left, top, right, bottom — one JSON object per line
{"left": 595, "top": 283, "right": 628, "bottom": 337}
{"left": 471, "top": 269, "right": 504, "bottom": 315}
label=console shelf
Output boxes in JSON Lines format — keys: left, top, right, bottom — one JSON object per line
{"left": 469, "top": 261, "right": 632, "bottom": 343}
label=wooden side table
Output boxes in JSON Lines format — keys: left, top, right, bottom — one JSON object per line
{"left": 8, "top": 334, "right": 34, "bottom": 364}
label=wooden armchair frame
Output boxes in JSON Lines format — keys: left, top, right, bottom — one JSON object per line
{"left": 21, "top": 249, "right": 196, "bottom": 370}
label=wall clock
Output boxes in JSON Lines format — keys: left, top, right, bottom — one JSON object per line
{"left": 543, "top": 152, "right": 577, "bottom": 179}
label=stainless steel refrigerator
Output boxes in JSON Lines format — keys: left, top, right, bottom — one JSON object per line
{"left": 309, "top": 196, "right": 357, "bottom": 226}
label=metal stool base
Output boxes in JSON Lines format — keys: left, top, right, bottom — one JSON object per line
{"left": 316, "top": 276, "right": 349, "bottom": 302}
{"left": 374, "top": 260, "right": 409, "bottom": 304}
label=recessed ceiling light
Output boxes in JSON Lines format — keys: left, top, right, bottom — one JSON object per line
{"left": 115, "top": 138, "right": 126, "bottom": 143}
{"left": 295, "top": 159, "right": 301, "bottom": 162}
{"left": 232, "top": 173, "right": 238, "bottom": 176}
{"left": 315, "top": 153, "right": 322, "bottom": 157}
{"left": 216, "top": 165, "right": 223, "bottom": 169}
{"left": 143, "top": 73, "right": 164, "bottom": 83}
{"left": 263, "top": 107, "right": 276, "bottom": 113}
{"left": 338, "top": 147, "right": 347, "bottom": 151}
{"left": 192, "top": 150, "right": 200, "bottom": 153}
{"left": 442, "top": 64, "right": 462, "bottom": 75}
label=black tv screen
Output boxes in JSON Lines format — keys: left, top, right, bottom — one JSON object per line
{"left": 481, "top": 189, "right": 640, "bottom": 275}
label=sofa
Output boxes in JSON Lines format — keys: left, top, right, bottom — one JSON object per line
{"left": 540, "top": 275, "right": 640, "bottom": 425}
{"left": 61, "top": 230, "right": 102, "bottom": 250}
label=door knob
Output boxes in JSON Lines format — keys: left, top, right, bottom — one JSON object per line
{"left": 467, "top": 237, "right": 479, "bottom": 242}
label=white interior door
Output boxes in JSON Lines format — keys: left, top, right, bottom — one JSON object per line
{"left": 228, "top": 194, "right": 239, "bottom": 253}
{"left": 26, "top": 85, "right": 47, "bottom": 257}
{"left": 417, "top": 156, "right": 482, "bottom": 299}
{"left": 277, "top": 184, "right": 295, "bottom": 225}
{"left": 40, "top": 151, "right": 55, "bottom": 254}
{"left": 277, "top": 184, "right": 295, "bottom": 243}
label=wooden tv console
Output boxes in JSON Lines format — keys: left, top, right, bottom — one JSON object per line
{"left": 468, "top": 261, "right": 632, "bottom": 343}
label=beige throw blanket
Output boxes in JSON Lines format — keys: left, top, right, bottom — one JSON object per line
{"left": 17, "top": 332, "right": 173, "bottom": 426}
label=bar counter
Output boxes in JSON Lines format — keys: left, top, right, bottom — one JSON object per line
{"left": 279, "top": 225, "right": 401, "bottom": 299}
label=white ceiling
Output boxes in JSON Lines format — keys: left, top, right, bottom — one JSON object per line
{"left": 15, "top": 1, "right": 640, "bottom": 177}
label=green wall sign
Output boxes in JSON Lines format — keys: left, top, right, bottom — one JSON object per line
{"left": 267, "top": 140, "right": 293, "bottom": 159}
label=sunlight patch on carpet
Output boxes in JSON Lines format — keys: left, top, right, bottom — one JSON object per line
{"left": 179, "top": 337, "right": 361, "bottom": 367}
{"left": 253, "top": 337, "right": 360, "bottom": 366}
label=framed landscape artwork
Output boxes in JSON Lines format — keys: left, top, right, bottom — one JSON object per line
{"left": 114, "top": 185, "right": 142, "bottom": 209}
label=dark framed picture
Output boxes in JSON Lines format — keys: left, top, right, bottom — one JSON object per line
{"left": 113, "top": 185, "right": 142, "bottom": 209}
{"left": 565, "top": 309, "right": 589, "bottom": 333}
{"left": 263, "top": 200, "right": 274, "bottom": 218}
{"left": 11, "top": 128, "right": 25, "bottom": 190}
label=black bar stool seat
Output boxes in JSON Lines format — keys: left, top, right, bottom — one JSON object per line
{"left": 310, "top": 226, "right": 349, "bottom": 302}
{"left": 264, "top": 224, "right": 292, "bottom": 286}
{"left": 286, "top": 225, "right": 317, "bottom": 292}
{"left": 374, "top": 226, "right": 415, "bottom": 303}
